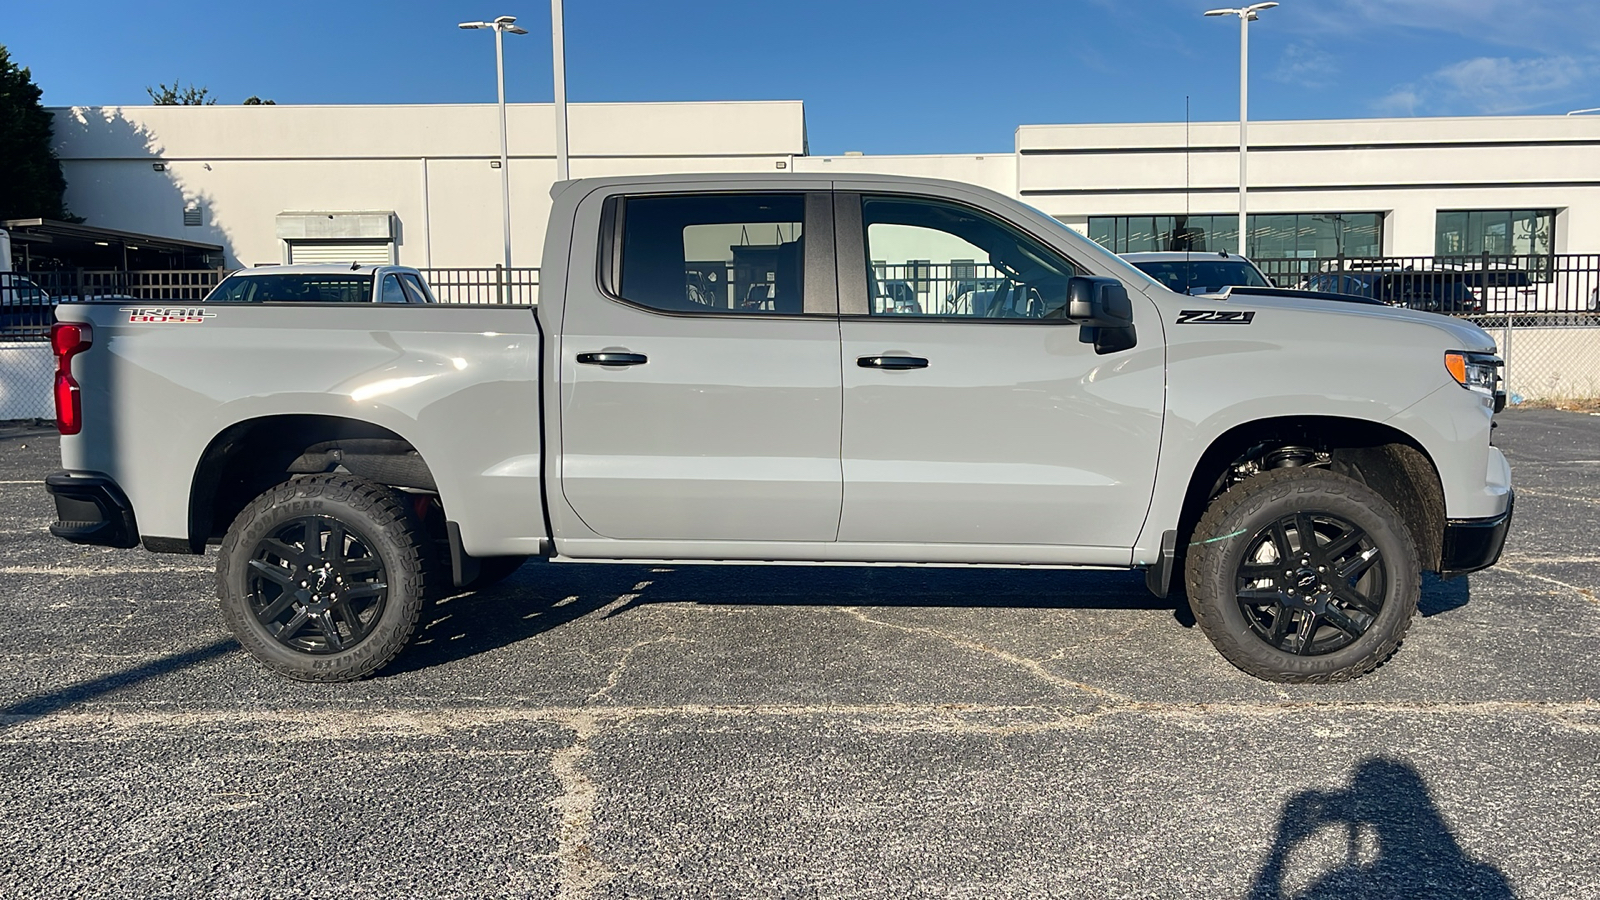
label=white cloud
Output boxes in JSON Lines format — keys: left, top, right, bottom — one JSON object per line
{"left": 1272, "top": 42, "right": 1338, "bottom": 87}
{"left": 1373, "top": 88, "right": 1421, "bottom": 117}
{"left": 1302, "top": 0, "right": 1600, "bottom": 55}
{"left": 1435, "top": 56, "right": 1588, "bottom": 112}
{"left": 1372, "top": 55, "right": 1593, "bottom": 116}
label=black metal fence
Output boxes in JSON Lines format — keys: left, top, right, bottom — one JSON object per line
{"left": 871, "top": 262, "right": 1005, "bottom": 315}
{"left": 420, "top": 266, "right": 540, "bottom": 305}
{"left": 0, "top": 266, "right": 541, "bottom": 339}
{"left": 1253, "top": 253, "right": 1600, "bottom": 326}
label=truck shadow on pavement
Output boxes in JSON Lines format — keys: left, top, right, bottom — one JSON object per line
{"left": 385, "top": 562, "right": 1485, "bottom": 677}
{"left": 384, "top": 563, "right": 1178, "bottom": 676}
{"left": 1248, "top": 756, "right": 1515, "bottom": 899}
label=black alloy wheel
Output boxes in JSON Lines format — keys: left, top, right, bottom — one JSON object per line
{"left": 1233, "top": 511, "right": 1386, "bottom": 657}
{"left": 1185, "top": 467, "right": 1420, "bottom": 683}
{"left": 246, "top": 515, "right": 388, "bottom": 654}
{"left": 218, "top": 474, "right": 431, "bottom": 682}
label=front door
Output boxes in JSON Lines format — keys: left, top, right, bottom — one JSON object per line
{"left": 836, "top": 192, "right": 1164, "bottom": 552}
{"left": 558, "top": 190, "right": 843, "bottom": 542}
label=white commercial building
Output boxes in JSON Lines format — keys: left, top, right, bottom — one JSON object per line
{"left": 43, "top": 101, "right": 1600, "bottom": 269}
{"left": 48, "top": 102, "right": 807, "bottom": 270}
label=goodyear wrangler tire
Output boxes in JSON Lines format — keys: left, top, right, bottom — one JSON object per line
{"left": 1185, "top": 467, "right": 1420, "bottom": 684}
{"left": 217, "top": 474, "right": 430, "bottom": 682}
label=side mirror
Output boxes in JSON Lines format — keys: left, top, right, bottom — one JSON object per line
{"left": 1067, "top": 277, "right": 1134, "bottom": 328}
{"left": 1068, "top": 277, "right": 1137, "bottom": 354}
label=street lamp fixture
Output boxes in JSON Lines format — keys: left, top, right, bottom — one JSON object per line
{"left": 1204, "top": 2, "right": 1278, "bottom": 255}
{"left": 460, "top": 15, "right": 528, "bottom": 275}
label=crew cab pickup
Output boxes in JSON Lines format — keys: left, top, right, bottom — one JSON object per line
{"left": 45, "top": 174, "right": 1514, "bottom": 684}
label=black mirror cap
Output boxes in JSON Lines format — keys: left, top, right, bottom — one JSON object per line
{"left": 1067, "top": 277, "right": 1135, "bottom": 328}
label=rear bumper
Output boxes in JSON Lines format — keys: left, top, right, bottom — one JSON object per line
{"left": 44, "top": 471, "right": 140, "bottom": 549}
{"left": 1440, "top": 490, "right": 1514, "bottom": 577}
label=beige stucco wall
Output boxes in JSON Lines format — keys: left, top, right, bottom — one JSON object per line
{"left": 51, "top": 102, "right": 806, "bottom": 269}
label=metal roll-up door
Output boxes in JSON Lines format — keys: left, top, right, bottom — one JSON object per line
{"left": 287, "top": 241, "right": 393, "bottom": 266}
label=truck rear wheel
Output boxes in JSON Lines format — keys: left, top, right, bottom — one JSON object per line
{"left": 1184, "top": 467, "right": 1419, "bottom": 683}
{"left": 216, "top": 474, "right": 430, "bottom": 682}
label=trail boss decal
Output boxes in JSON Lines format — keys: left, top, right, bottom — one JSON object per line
{"left": 120, "top": 307, "right": 216, "bottom": 324}
{"left": 1177, "top": 309, "right": 1256, "bottom": 325}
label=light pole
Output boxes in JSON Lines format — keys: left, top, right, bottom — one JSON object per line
{"left": 1204, "top": 2, "right": 1277, "bottom": 256}
{"left": 551, "top": 0, "right": 569, "bottom": 181}
{"left": 459, "top": 15, "right": 528, "bottom": 274}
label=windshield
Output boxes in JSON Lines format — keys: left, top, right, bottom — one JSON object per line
{"left": 1131, "top": 260, "right": 1272, "bottom": 294}
{"left": 206, "top": 273, "right": 374, "bottom": 303}
{"left": 1022, "top": 203, "right": 1165, "bottom": 291}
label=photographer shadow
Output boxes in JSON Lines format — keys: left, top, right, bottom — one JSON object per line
{"left": 1249, "top": 757, "right": 1515, "bottom": 900}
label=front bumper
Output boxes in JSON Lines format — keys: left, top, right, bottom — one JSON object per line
{"left": 45, "top": 471, "right": 140, "bottom": 549}
{"left": 1440, "top": 490, "right": 1514, "bottom": 577}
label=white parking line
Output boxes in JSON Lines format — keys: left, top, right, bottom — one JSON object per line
{"left": 1, "top": 564, "right": 212, "bottom": 576}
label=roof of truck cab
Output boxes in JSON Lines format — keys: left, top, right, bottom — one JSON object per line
{"left": 229, "top": 264, "right": 418, "bottom": 276}
{"left": 551, "top": 171, "right": 1014, "bottom": 197}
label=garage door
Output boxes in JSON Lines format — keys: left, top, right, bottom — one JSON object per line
{"left": 288, "top": 241, "right": 393, "bottom": 265}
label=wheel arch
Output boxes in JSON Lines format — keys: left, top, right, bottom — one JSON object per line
{"left": 185, "top": 414, "right": 441, "bottom": 554}
{"left": 1176, "top": 415, "right": 1447, "bottom": 572}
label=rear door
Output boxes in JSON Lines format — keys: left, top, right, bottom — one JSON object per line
{"left": 556, "top": 189, "right": 843, "bottom": 542}
{"left": 834, "top": 189, "right": 1164, "bottom": 554}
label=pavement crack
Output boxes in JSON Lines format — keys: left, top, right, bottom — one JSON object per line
{"left": 549, "top": 711, "right": 611, "bottom": 900}
{"left": 839, "top": 607, "right": 1131, "bottom": 703}
{"left": 586, "top": 634, "right": 681, "bottom": 704}
{"left": 1498, "top": 565, "right": 1598, "bottom": 604}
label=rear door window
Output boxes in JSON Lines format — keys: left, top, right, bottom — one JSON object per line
{"left": 609, "top": 193, "right": 806, "bottom": 315}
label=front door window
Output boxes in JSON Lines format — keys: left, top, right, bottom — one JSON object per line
{"left": 863, "top": 196, "right": 1078, "bottom": 319}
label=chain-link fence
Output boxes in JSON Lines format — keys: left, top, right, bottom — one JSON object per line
{"left": 0, "top": 340, "right": 53, "bottom": 420}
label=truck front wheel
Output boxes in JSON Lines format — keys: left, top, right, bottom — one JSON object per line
{"left": 1184, "top": 468, "right": 1420, "bottom": 683}
{"left": 216, "top": 474, "right": 430, "bottom": 682}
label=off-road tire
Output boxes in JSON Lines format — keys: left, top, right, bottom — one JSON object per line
{"left": 217, "top": 474, "right": 431, "bottom": 682}
{"left": 1185, "top": 467, "right": 1420, "bottom": 684}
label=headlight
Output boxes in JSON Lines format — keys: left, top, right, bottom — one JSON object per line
{"left": 1444, "top": 351, "right": 1503, "bottom": 398}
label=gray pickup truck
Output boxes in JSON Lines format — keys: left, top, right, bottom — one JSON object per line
{"left": 45, "top": 173, "right": 1513, "bottom": 685}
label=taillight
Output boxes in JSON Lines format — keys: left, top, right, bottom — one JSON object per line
{"left": 50, "top": 322, "right": 93, "bottom": 436}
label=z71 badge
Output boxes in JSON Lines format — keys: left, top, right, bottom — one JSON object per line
{"left": 119, "top": 307, "right": 216, "bottom": 324}
{"left": 1176, "top": 309, "right": 1256, "bottom": 325}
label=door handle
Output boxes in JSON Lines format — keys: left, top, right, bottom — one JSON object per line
{"left": 857, "top": 355, "right": 928, "bottom": 370}
{"left": 577, "top": 351, "right": 648, "bottom": 367}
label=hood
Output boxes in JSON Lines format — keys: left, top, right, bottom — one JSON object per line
{"left": 1157, "top": 284, "right": 1500, "bottom": 354}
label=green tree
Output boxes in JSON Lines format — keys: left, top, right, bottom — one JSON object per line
{"left": 242, "top": 95, "right": 276, "bottom": 105}
{"left": 146, "top": 80, "right": 216, "bottom": 105}
{"left": 0, "top": 45, "right": 71, "bottom": 221}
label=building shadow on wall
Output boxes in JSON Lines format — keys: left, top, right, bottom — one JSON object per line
{"left": 48, "top": 106, "right": 239, "bottom": 269}
{"left": 1249, "top": 756, "right": 1516, "bottom": 900}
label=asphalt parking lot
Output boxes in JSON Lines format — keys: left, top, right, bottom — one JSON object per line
{"left": 1, "top": 409, "right": 1597, "bottom": 899}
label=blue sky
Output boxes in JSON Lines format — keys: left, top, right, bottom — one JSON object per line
{"left": 5, "top": 0, "right": 1597, "bottom": 155}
